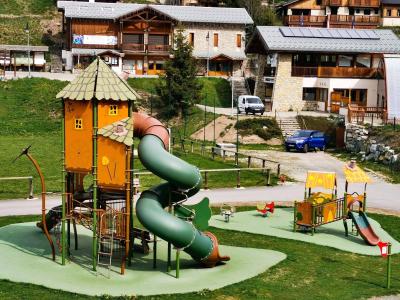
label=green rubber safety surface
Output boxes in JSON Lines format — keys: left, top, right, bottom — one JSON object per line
{"left": 211, "top": 208, "right": 400, "bottom": 256}
{"left": 0, "top": 222, "right": 286, "bottom": 297}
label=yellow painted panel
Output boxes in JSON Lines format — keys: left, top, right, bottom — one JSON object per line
{"left": 65, "top": 100, "right": 93, "bottom": 172}
{"left": 343, "top": 165, "right": 372, "bottom": 184}
{"left": 98, "top": 136, "right": 126, "bottom": 189}
{"left": 305, "top": 171, "right": 336, "bottom": 189}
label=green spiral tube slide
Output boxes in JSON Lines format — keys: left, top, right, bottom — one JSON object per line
{"left": 135, "top": 114, "right": 229, "bottom": 267}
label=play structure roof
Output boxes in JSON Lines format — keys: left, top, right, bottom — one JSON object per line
{"left": 56, "top": 58, "right": 140, "bottom": 101}
{"left": 343, "top": 165, "right": 372, "bottom": 184}
{"left": 98, "top": 117, "right": 133, "bottom": 146}
{"left": 305, "top": 171, "right": 336, "bottom": 189}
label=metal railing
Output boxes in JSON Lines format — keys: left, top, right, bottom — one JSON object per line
{"left": 0, "top": 176, "right": 33, "bottom": 199}
{"left": 171, "top": 137, "right": 281, "bottom": 176}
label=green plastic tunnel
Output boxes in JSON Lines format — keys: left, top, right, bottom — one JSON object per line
{"left": 134, "top": 113, "right": 229, "bottom": 266}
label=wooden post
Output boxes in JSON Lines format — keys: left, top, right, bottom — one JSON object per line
{"left": 204, "top": 171, "right": 209, "bottom": 190}
{"left": 176, "top": 249, "right": 180, "bottom": 279}
{"left": 212, "top": 147, "right": 215, "bottom": 160}
{"left": 191, "top": 141, "right": 194, "bottom": 153}
{"left": 222, "top": 150, "right": 226, "bottom": 161}
{"left": 247, "top": 156, "right": 251, "bottom": 168}
{"left": 387, "top": 243, "right": 392, "bottom": 289}
{"left": 236, "top": 169, "right": 241, "bottom": 188}
{"left": 293, "top": 201, "right": 297, "bottom": 232}
{"left": 277, "top": 164, "right": 281, "bottom": 176}
{"left": 262, "top": 160, "right": 266, "bottom": 174}
{"left": 153, "top": 237, "right": 157, "bottom": 269}
{"left": 266, "top": 169, "right": 271, "bottom": 186}
{"left": 235, "top": 152, "right": 238, "bottom": 166}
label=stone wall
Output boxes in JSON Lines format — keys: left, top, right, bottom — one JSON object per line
{"left": 345, "top": 124, "right": 398, "bottom": 165}
{"left": 271, "top": 53, "right": 304, "bottom": 111}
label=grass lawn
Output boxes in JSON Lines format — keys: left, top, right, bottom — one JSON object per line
{"left": 128, "top": 77, "right": 232, "bottom": 107}
{"left": 0, "top": 17, "right": 48, "bottom": 46}
{"left": 0, "top": 0, "right": 56, "bottom": 15}
{"left": 331, "top": 150, "right": 400, "bottom": 184}
{"left": 0, "top": 210, "right": 398, "bottom": 299}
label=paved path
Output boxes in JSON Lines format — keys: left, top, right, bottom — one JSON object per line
{"left": 1, "top": 179, "right": 400, "bottom": 216}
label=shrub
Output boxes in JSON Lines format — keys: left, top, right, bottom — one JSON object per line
{"left": 235, "top": 118, "right": 281, "bottom": 141}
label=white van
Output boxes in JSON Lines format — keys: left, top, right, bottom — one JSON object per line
{"left": 237, "top": 95, "right": 265, "bottom": 115}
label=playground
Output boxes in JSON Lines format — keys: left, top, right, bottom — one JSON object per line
{"left": 0, "top": 58, "right": 399, "bottom": 299}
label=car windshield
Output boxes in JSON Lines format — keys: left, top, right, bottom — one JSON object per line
{"left": 247, "top": 97, "right": 262, "bottom": 104}
{"left": 292, "top": 131, "right": 312, "bottom": 138}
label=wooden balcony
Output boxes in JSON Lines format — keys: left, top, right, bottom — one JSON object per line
{"left": 292, "top": 66, "right": 377, "bottom": 78}
{"left": 121, "top": 43, "right": 145, "bottom": 52}
{"left": 329, "top": 15, "right": 379, "bottom": 28}
{"left": 147, "top": 44, "right": 170, "bottom": 52}
{"left": 284, "top": 15, "right": 327, "bottom": 27}
{"left": 348, "top": 0, "right": 380, "bottom": 7}
{"left": 321, "top": 0, "right": 343, "bottom": 6}
{"left": 72, "top": 44, "right": 117, "bottom": 50}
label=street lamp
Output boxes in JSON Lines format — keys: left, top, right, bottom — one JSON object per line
{"left": 25, "top": 22, "right": 31, "bottom": 78}
{"left": 206, "top": 31, "right": 210, "bottom": 77}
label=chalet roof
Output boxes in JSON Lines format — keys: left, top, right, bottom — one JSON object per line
{"left": 56, "top": 57, "right": 140, "bottom": 101}
{"left": 0, "top": 45, "right": 48, "bottom": 52}
{"left": 98, "top": 117, "right": 134, "bottom": 146}
{"left": 193, "top": 50, "right": 247, "bottom": 60}
{"left": 57, "top": 1, "right": 253, "bottom": 24}
{"left": 71, "top": 48, "right": 125, "bottom": 57}
{"left": 246, "top": 26, "right": 400, "bottom": 54}
{"left": 381, "top": 0, "right": 400, "bottom": 4}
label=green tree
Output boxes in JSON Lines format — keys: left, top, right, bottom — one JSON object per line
{"left": 157, "top": 28, "right": 202, "bottom": 118}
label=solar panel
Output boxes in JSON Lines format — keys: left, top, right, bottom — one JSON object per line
{"left": 279, "top": 26, "right": 380, "bottom": 40}
{"left": 279, "top": 27, "right": 294, "bottom": 37}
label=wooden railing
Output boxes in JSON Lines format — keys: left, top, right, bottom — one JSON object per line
{"left": 284, "top": 15, "right": 327, "bottom": 27}
{"left": 348, "top": 104, "right": 387, "bottom": 124}
{"left": 122, "top": 43, "right": 145, "bottom": 52}
{"left": 148, "top": 44, "right": 170, "bottom": 52}
{"left": 292, "top": 66, "right": 377, "bottom": 78}
{"left": 329, "top": 15, "right": 379, "bottom": 27}
{"left": 348, "top": 0, "right": 380, "bottom": 7}
{"left": 322, "top": 0, "right": 343, "bottom": 6}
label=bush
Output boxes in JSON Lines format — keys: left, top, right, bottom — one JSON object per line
{"left": 235, "top": 118, "right": 281, "bottom": 141}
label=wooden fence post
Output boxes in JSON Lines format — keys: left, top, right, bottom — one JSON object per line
{"left": 235, "top": 152, "right": 239, "bottom": 166}
{"left": 247, "top": 156, "right": 251, "bottom": 168}
{"left": 236, "top": 169, "right": 241, "bottom": 188}
{"left": 204, "top": 171, "right": 209, "bottom": 190}
{"left": 212, "top": 147, "right": 215, "bottom": 160}
{"left": 266, "top": 169, "right": 271, "bottom": 186}
{"left": 190, "top": 141, "right": 194, "bottom": 153}
{"left": 222, "top": 150, "right": 226, "bottom": 161}
{"left": 277, "top": 164, "right": 281, "bottom": 176}
{"left": 262, "top": 160, "right": 266, "bottom": 174}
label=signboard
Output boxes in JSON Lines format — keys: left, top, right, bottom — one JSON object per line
{"left": 378, "top": 241, "right": 389, "bottom": 257}
{"left": 73, "top": 34, "right": 117, "bottom": 46}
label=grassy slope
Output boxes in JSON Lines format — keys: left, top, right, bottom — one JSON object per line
{"left": 0, "top": 212, "right": 398, "bottom": 299}
{"left": 0, "top": 78, "right": 264, "bottom": 199}
{"left": 128, "top": 77, "right": 232, "bottom": 107}
{"left": 0, "top": 0, "right": 55, "bottom": 15}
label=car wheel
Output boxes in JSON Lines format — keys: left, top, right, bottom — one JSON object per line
{"left": 253, "top": 112, "right": 256, "bottom": 115}
{"left": 320, "top": 145, "right": 326, "bottom": 152}
{"left": 303, "top": 144, "right": 308, "bottom": 153}
{"left": 260, "top": 111, "right": 264, "bottom": 115}
{"left": 245, "top": 109, "right": 249, "bottom": 115}
{"left": 286, "top": 147, "right": 290, "bottom": 152}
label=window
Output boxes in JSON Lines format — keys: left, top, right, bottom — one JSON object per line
{"left": 148, "top": 35, "right": 169, "bottom": 45}
{"left": 122, "top": 34, "right": 144, "bottom": 44}
{"left": 189, "top": 33, "right": 194, "bottom": 46}
{"left": 355, "top": 8, "right": 361, "bottom": 14}
{"left": 397, "top": 10, "right": 400, "bottom": 16}
{"left": 364, "top": 9, "right": 371, "bottom": 15}
{"left": 213, "top": 33, "right": 219, "bottom": 47}
{"left": 303, "top": 88, "right": 317, "bottom": 101}
{"left": 320, "top": 54, "right": 337, "bottom": 67}
{"left": 387, "top": 9, "right": 392, "bottom": 16}
{"left": 338, "top": 55, "right": 353, "bottom": 67}
{"left": 374, "top": 9, "right": 379, "bottom": 14}
{"left": 316, "top": 0, "right": 322, "bottom": 5}
{"left": 236, "top": 34, "right": 242, "bottom": 48}
{"left": 74, "top": 118, "right": 83, "bottom": 130}
{"left": 109, "top": 105, "right": 118, "bottom": 116}
{"left": 103, "top": 56, "right": 118, "bottom": 66}
{"left": 356, "top": 54, "right": 371, "bottom": 68}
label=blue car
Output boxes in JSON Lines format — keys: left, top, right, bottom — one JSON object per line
{"left": 285, "top": 130, "right": 327, "bottom": 153}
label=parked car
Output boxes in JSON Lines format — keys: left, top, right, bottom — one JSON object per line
{"left": 285, "top": 130, "right": 327, "bottom": 153}
{"left": 237, "top": 95, "right": 265, "bottom": 115}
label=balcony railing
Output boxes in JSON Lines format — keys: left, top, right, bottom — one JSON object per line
{"left": 329, "top": 15, "right": 380, "bottom": 27}
{"left": 292, "top": 66, "right": 377, "bottom": 78}
{"left": 284, "top": 15, "right": 327, "bottom": 27}
{"left": 321, "top": 0, "right": 342, "bottom": 6}
{"left": 147, "top": 44, "right": 170, "bottom": 52}
{"left": 348, "top": 0, "right": 380, "bottom": 7}
{"left": 121, "top": 43, "right": 145, "bottom": 52}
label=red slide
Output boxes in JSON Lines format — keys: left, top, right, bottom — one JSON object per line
{"left": 348, "top": 211, "right": 380, "bottom": 246}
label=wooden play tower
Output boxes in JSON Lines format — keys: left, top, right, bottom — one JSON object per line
{"left": 56, "top": 57, "right": 139, "bottom": 274}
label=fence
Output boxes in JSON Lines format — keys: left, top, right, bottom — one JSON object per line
{"left": 171, "top": 137, "right": 281, "bottom": 176}
{"left": 0, "top": 176, "right": 34, "bottom": 199}
{"left": 132, "top": 166, "right": 273, "bottom": 194}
